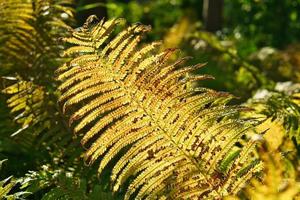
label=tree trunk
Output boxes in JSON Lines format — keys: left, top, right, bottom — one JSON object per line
{"left": 203, "top": 0, "right": 224, "bottom": 32}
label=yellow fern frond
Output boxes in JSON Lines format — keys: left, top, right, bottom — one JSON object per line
{"left": 57, "top": 17, "right": 262, "bottom": 199}
{"left": 0, "top": 0, "right": 74, "bottom": 74}
{"left": 235, "top": 143, "right": 300, "bottom": 200}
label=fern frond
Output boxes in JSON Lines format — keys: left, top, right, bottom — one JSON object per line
{"left": 249, "top": 82, "right": 300, "bottom": 144}
{"left": 0, "top": 176, "right": 18, "bottom": 199}
{"left": 242, "top": 143, "right": 300, "bottom": 200}
{"left": 0, "top": 0, "right": 74, "bottom": 75}
{"left": 57, "top": 17, "right": 262, "bottom": 199}
{"left": 1, "top": 78, "right": 70, "bottom": 150}
{"left": 2, "top": 80, "right": 46, "bottom": 131}
{"left": 0, "top": 0, "right": 75, "bottom": 149}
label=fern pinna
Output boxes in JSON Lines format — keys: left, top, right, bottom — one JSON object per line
{"left": 57, "top": 16, "right": 263, "bottom": 199}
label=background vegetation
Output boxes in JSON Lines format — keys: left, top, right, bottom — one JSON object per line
{"left": 0, "top": 0, "right": 299, "bottom": 199}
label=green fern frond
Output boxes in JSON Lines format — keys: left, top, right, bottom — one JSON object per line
{"left": 57, "top": 17, "right": 262, "bottom": 199}
{"left": 0, "top": 160, "right": 31, "bottom": 199}
{"left": 1, "top": 78, "right": 71, "bottom": 150}
{"left": 0, "top": 176, "right": 17, "bottom": 199}
{"left": 0, "top": 0, "right": 75, "bottom": 149}
{"left": 2, "top": 79, "right": 47, "bottom": 136}
{"left": 249, "top": 82, "right": 300, "bottom": 144}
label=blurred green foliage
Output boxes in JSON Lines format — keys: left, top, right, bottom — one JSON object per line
{"left": 224, "top": 0, "right": 300, "bottom": 48}
{"left": 105, "top": 0, "right": 200, "bottom": 39}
